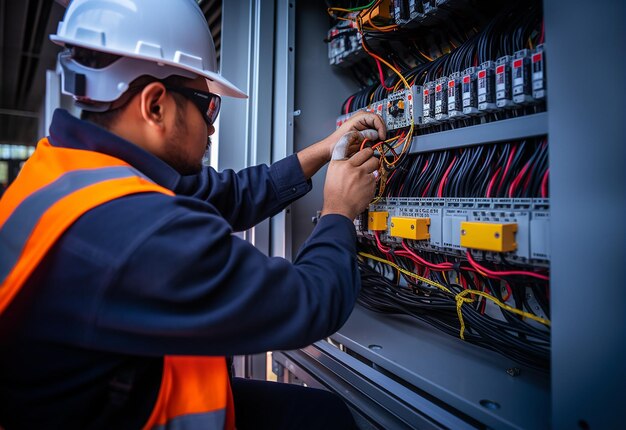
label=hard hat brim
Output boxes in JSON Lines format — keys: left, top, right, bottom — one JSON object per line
{"left": 50, "top": 35, "right": 248, "bottom": 99}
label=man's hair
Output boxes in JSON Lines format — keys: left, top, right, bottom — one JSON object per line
{"left": 71, "top": 47, "right": 192, "bottom": 129}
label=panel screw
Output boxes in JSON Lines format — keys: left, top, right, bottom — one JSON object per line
{"left": 391, "top": 223, "right": 394, "bottom": 227}
{"left": 506, "top": 367, "right": 521, "bottom": 377}
{"left": 461, "top": 229, "right": 466, "bottom": 235}
{"left": 411, "top": 225, "right": 415, "bottom": 229}
{"left": 494, "top": 232, "right": 500, "bottom": 238}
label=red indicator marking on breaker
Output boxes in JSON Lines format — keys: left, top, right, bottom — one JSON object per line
{"left": 377, "top": 105, "right": 382, "bottom": 111}
{"left": 478, "top": 70, "right": 486, "bottom": 79}
{"left": 532, "top": 53, "right": 542, "bottom": 63}
{"left": 448, "top": 81, "right": 455, "bottom": 87}
{"left": 408, "top": 94, "right": 412, "bottom": 100}
{"left": 513, "top": 59, "right": 523, "bottom": 68}
{"left": 436, "top": 84, "right": 442, "bottom": 92}
{"left": 463, "top": 76, "right": 470, "bottom": 84}
{"left": 424, "top": 89, "right": 429, "bottom": 96}
{"left": 496, "top": 65, "right": 505, "bottom": 74}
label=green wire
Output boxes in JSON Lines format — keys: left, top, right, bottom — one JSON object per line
{"left": 346, "top": 0, "right": 377, "bottom": 12}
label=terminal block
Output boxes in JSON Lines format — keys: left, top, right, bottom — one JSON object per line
{"left": 512, "top": 49, "right": 534, "bottom": 104}
{"left": 335, "top": 112, "right": 356, "bottom": 129}
{"left": 434, "top": 77, "right": 448, "bottom": 121}
{"left": 363, "top": 198, "right": 549, "bottom": 265}
{"left": 393, "top": 0, "right": 425, "bottom": 26}
{"left": 386, "top": 86, "right": 421, "bottom": 130}
{"left": 462, "top": 67, "right": 479, "bottom": 115}
{"left": 365, "top": 100, "right": 387, "bottom": 124}
{"left": 422, "top": 0, "right": 436, "bottom": 14}
{"left": 460, "top": 221, "right": 518, "bottom": 252}
{"left": 495, "top": 55, "right": 515, "bottom": 108}
{"left": 386, "top": 90, "right": 407, "bottom": 130}
{"left": 368, "top": 211, "right": 389, "bottom": 231}
{"left": 532, "top": 44, "right": 546, "bottom": 100}
{"left": 447, "top": 72, "right": 466, "bottom": 119}
{"left": 390, "top": 217, "right": 430, "bottom": 240}
{"left": 477, "top": 61, "right": 497, "bottom": 112}
{"left": 422, "top": 81, "right": 436, "bottom": 124}
{"left": 393, "top": 0, "right": 411, "bottom": 24}
{"left": 327, "top": 16, "right": 363, "bottom": 67}
{"left": 410, "top": 85, "right": 424, "bottom": 126}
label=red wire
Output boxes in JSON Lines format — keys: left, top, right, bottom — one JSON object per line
{"left": 521, "top": 165, "right": 534, "bottom": 194}
{"left": 386, "top": 170, "right": 398, "bottom": 187}
{"left": 465, "top": 250, "right": 550, "bottom": 281}
{"left": 375, "top": 58, "right": 395, "bottom": 91}
{"left": 486, "top": 167, "right": 502, "bottom": 198}
{"left": 539, "top": 21, "right": 545, "bottom": 44}
{"left": 422, "top": 180, "right": 432, "bottom": 197}
{"left": 497, "top": 145, "right": 517, "bottom": 196}
{"left": 541, "top": 168, "right": 549, "bottom": 198}
{"left": 374, "top": 231, "right": 391, "bottom": 254}
{"left": 396, "top": 251, "right": 453, "bottom": 272}
{"left": 420, "top": 158, "right": 430, "bottom": 175}
{"left": 437, "top": 156, "right": 457, "bottom": 198}
{"left": 400, "top": 241, "right": 454, "bottom": 270}
{"left": 508, "top": 159, "right": 531, "bottom": 197}
{"left": 345, "top": 95, "right": 355, "bottom": 115}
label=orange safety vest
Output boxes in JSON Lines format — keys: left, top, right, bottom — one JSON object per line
{"left": 0, "top": 138, "right": 235, "bottom": 429}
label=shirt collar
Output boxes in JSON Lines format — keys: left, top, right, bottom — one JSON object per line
{"left": 48, "top": 109, "right": 201, "bottom": 193}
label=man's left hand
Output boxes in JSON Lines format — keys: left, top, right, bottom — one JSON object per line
{"left": 326, "top": 111, "right": 386, "bottom": 161}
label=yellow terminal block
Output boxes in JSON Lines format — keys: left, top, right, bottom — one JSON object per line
{"left": 460, "top": 222, "right": 518, "bottom": 252}
{"left": 368, "top": 211, "right": 389, "bottom": 231}
{"left": 390, "top": 217, "right": 430, "bottom": 240}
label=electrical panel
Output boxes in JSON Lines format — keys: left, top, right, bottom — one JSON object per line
{"left": 288, "top": 1, "right": 558, "bottom": 428}
{"left": 359, "top": 197, "right": 549, "bottom": 263}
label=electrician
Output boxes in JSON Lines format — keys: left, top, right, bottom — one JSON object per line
{"left": 0, "top": 0, "right": 385, "bottom": 429}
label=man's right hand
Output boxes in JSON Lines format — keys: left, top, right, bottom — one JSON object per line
{"left": 321, "top": 148, "right": 380, "bottom": 220}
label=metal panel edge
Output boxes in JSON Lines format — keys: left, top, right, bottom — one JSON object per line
{"left": 410, "top": 112, "right": 548, "bottom": 153}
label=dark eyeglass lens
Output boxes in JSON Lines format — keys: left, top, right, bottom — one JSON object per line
{"left": 207, "top": 97, "right": 220, "bottom": 124}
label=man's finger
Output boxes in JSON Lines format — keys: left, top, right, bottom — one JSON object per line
{"left": 361, "top": 155, "right": 380, "bottom": 173}
{"left": 349, "top": 148, "right": 375, "bottom": 166}
{"left": 358, "top": 129, "right": 379, "bottom": 141}
{"left": 358, "top": 113, "right": 386, "bottom": 141}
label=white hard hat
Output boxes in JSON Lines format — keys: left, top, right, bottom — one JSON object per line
{"left": 50, "top": 0, "right": 247, "bottom": 108}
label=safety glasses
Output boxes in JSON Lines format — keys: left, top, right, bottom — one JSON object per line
{"left": 164, "top": 85, "right": 221, "bottom": 126}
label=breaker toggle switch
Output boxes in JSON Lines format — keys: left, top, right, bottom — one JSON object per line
{"left": 460, "top": 221, "right": 518, "bottom": 252}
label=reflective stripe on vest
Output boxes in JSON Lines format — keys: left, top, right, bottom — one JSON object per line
{"left": 0, "top": 138, "right": 235, "bottom": 430}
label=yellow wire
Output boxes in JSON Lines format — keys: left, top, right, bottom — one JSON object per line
{"left": 418, "top": 50, "right": 434, "bottom": 61}
{"left": 328, "top": 4, "right": 411, "bottom": 198}
{"left": 359, "top": 252, "right": 452, "bottom": 294}
{"left": 358, "top": 252, "right": 551, "bottom": 340}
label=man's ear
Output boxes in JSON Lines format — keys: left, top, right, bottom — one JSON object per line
{"left": 139, "top": 82, "right": 167, "bottom": 127}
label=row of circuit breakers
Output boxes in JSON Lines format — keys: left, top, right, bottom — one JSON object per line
{"left": 336, "top": 46, "right": 546, "bottom": 130}
{"left": 329, "top": 1, "right": 465, "bottom": 67}
{"left": 357, "top": 198, "right": 551, "bottom": 266}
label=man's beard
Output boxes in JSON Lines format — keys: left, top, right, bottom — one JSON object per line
{"left": 163, "top": 111, "right": 210, "bottom": 175}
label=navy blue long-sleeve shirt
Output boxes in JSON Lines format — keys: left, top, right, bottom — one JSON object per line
{"left": 0, "top": 109, "right": 361, "bottom": 429}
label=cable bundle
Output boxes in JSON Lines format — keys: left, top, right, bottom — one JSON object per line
{"left": 383, "top": 138, "right": 549, "bottom": 198}
{"left": 358, "top": 242, "right": 550, "bottom": 371}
